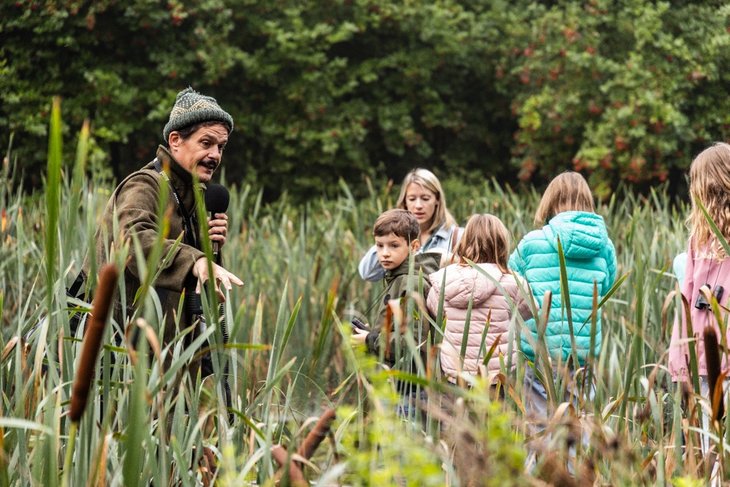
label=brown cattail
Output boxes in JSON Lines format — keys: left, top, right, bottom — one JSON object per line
{"left": 271, "top": 409, "right": 336, "bottom": 486}
{"left": 271, "top": 445, "right": 306, "bottom": 486}
{"left": 539, "top": 452, "right": 577, "bottom": 487}
{"left": 576, "top": 458, "right": 596, "bottom": 486}
{"left": 703, "top": 326, "right": 724, "bottom": 422}
{"left": 69, "top": 264, "right": 118, "bottom": 422}
{"left": 383, "top": 299, "right": 393, "bottom": 360}
{"left": 296, "top": 408, "right": 336, "bottom": 462}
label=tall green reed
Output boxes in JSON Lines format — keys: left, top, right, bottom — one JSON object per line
{"left": 3, "top": 100, "right": 725, "bottom": 484}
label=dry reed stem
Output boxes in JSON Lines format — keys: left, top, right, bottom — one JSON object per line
{"left": 86, "top": 433, "right": 110, "bottom": 487}
{"left": 637, "top": 364, "right": 660, "bottom": 423}
{"left": 124, "top": 318, "right": 163, "bottom": 370}
{"left": 538, "top": 290, "right": 552, "bottom": 335}
{"left": 199, "top": 446, "right": 217, "bottom": 487}
{"left": 1, "top": 336, "right": 18, "bottom": 362}
{"left": 680, "top": 381, "right": 701, "bottom": 474}
{"left": 427, "top": 345, "right": 438, "bottom": 381}
{"left": 69, "top": 263, "right": 118, "bottom": 423}
{"left": 660, "top": 289, "right": 679, "bottom": 340}
{"left": 328, "top": 274, "right": 340, "bottom": 298}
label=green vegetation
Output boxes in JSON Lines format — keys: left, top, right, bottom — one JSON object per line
{"left": 3, "top": 1, "right": 730, "bottom": 482}
{"left": 2, "top": 1, "right": 729, "bottom": 199}
{"left": 0, "top": 107, "right": 725, "bottom": 485}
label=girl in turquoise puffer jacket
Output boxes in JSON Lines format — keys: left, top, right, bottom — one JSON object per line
{"left": 510, "top": 172, "right": 617, "bottom": 421}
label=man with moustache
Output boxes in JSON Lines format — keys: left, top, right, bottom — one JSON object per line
{"left": 92, "top": 87, "right": 243, "bottom": 379}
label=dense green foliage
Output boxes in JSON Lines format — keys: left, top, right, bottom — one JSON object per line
{"left": 2, "top": 1, "right": 729, "bottom": 199}
{"left": 498, "top": 0, "right": 730, "bottom": 198}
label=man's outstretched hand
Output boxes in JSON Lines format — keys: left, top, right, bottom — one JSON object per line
{"left": 192, "top": 257, "right": 243, "bottom": 302}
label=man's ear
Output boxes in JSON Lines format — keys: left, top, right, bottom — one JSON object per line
{"left": 411, "top": 239, "right": 421, "bottom": 252}
{"left": 168, "top": 131, "right": 181, "bottom": 150}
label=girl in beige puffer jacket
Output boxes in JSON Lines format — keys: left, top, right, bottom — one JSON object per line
{"left": 427, "top": 214, "right": 533, "bottom": 384}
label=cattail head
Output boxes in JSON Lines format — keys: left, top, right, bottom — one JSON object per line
{"left": 69, "top": 264, "right": 118, "bottom": 422}
{"left": 383, "top": 299, "right": 393, "bottom": 360}
{"left": 297, "top": 408, "right": 336, "bottom": 462}
{"left": 271, "top": 445, "right": 306, "bottom": 487}
{"left": 576, "top": 458, "right": 596, "bottom": 486}
{"left": 538, "top": 452, "right": 577, "bottom": 487}
{"left": 703, "top": 326, "right": 725, "bottom": 422}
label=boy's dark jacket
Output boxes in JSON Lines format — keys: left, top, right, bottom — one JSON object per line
{"left": 365, "top": 251, "right": 441, "bottom": 364}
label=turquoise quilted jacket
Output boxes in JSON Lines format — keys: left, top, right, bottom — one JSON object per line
{"left": 509, "top": 211, "right": 617, "bottom": 364}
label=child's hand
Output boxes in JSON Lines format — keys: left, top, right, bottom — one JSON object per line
{"left": 350, "top": 328, "right": 369, "bottom": 346}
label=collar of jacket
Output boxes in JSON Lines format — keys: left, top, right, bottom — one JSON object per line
{"left": 384, "top": 252, "right": 439, "bottom": 281}
{"left": 384, "top": 258, "right": 410, "bottom": 281}
{"left": 153, "top": 145, "right": 207, "bottom": 212}
{"left": 423, "top": 223, "right": 451, "bottom": 250}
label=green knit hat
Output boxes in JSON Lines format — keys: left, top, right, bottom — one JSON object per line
{"left": 162, "top": 87, "right": 234, "bottom": 142}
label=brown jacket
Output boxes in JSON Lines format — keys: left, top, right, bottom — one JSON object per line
{"left": 91, "top": 145, "right": 206, "bottom": 345}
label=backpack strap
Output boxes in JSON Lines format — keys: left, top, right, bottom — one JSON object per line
{"left": 152, "top": 158, "right": 199, "bottom": 249}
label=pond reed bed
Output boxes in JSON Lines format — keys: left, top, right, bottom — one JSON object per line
{"left": 0, "top": 110, "right": 718, "bottom": 485}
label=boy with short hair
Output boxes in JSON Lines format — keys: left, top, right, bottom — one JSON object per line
{"left": 351, "top": 209, "right": 441, "bottom": 366}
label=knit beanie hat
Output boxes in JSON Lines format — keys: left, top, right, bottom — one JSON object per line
{"left": 162, "top": 87, "right": 234, "bottom": 142}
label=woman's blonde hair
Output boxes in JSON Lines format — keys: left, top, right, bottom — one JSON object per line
{"left": 688, "top": 142, "right": 730, "bottom": 255}
{"left": 396, "top": 168, "right": 456, "bottom": 234}
{"left": 534, "top": 171, "right": 595, "bottom": 225}
{"left": 455, "top": 214, "right": 510, "bottom": 272}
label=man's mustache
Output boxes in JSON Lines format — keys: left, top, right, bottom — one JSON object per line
{"left": 198, "top": 159, "right": 218, "bottom": 171}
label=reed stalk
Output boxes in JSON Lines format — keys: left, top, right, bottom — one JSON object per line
{"left": 1, "top": 119, "right": 718, "bottom": 483}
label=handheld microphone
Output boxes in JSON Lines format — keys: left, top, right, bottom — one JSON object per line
{"left": 204, "top": 183, "right": 230, "bottom": 259}
{"left": 202, "top": 183, "right": 233, "bottom": 424}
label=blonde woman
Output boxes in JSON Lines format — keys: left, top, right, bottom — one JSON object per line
{"left": 359, "top": 168, "right": 461, "bottom": 281}
{"left": 427, "top": 214, "right": 533, "bottom": 383}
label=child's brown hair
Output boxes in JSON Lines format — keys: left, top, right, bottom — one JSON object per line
{"left": 373, "top": 209, "right": 420, "bottom": 242}
{"left": 455, "top": 214, "right": 510, "bottom": 272}
{"left": 534, "top": 171, "right": 595, "bottom": 226}
{"left": 688, "top": 142, "right": 730, "bottom": 255}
